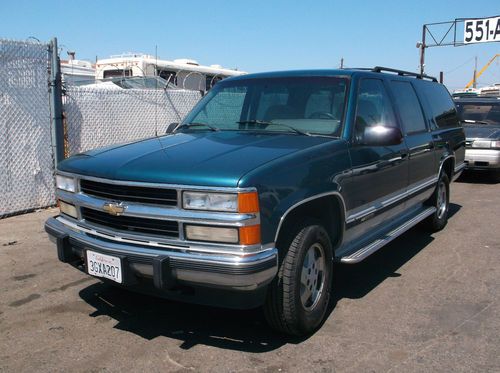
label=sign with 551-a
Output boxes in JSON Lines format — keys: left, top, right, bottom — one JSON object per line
{"left": 464, "top": 16, "right": 500, "bottom": 44}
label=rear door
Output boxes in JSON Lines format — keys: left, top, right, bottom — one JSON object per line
{"left": 389, "top": 79, "right": 436, "bottom": 206}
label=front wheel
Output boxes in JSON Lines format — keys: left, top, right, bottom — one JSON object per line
{"left": 264, "top": 221, "right": 333, "bottom": 336}
{"left": 424, "top": 173, "right": 450, "bottom": 232}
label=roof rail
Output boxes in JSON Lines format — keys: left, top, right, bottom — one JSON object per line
{"left": 372, "top": 66, "right": 438, "bottom": 82}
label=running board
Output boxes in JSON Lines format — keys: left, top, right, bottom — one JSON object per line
{"left": 340, "top": 206, "right": 436, "bottom": 264}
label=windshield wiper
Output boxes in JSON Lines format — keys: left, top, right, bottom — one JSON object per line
{"left": 176, "top": 122, "right": 220, "bottom": 132}
{"left": 237, "top": 120, "right": 311, "bottom": 136}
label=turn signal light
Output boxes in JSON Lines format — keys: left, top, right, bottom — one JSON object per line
{"left": 238, "top": 192, "right": 259, "bottom": 213}
{"left": 239, "top": 225, "right": 261, "bottom": 245}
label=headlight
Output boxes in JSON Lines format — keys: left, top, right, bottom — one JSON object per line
{"left": 183, "top": 192, "right": 238, "bottom": 212}
{"left": 182, "top": 191, "right": 259, "bottom": 213}
{"left": 56, "top": 175, "right": 77, "bottom": 193}
{"left": 472, "top": 140, "right": 493, "bottom": 149}
{"left": 184, "top": 224, "right": 261, "bottom": 245}
{"left": 491, "top": 140, "right": 500, "bottom": 149}
{"left": 59, "top": 200, "right": 77, "bottom": 218}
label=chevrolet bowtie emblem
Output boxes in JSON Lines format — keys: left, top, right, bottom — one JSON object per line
{"left": 102, "top": 202, "right": 126, "bottom": 216}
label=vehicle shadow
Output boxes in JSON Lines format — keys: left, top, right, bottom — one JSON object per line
{"left": 78, "top": 203, "right": 461, "bottom": 352}
{"left": 79, "top": 282, "right": 301, "bottom": 352}
{"left": 331, "top": 202, "right": 460, "bottom": 302}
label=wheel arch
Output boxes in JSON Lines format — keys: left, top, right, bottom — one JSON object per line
{"left": 439, "top": 154, "right": 455, "bottom": 181}
{"left": 274, "top": 193, "right": 346, "bottom": 254}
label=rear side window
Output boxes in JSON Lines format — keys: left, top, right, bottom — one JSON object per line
{"left": 390, "top": 81, "right": 427, "bottom": 134}
{"left": 416, "top": 82, "right": 459, "bottom": 128}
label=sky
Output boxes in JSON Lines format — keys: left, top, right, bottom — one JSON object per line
{"left": 1, "top": 0, "right": 499, "bottom": 90}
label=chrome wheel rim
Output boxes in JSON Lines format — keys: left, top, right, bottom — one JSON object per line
{"left": 300, "top": 243, "right": 326, "bottom": 311}
{"left": 436, "top": 180, "right": 447, "bottom": 219}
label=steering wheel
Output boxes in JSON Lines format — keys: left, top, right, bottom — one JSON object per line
{"left": 308, "top": 112, "right": 336, "bottom": 120}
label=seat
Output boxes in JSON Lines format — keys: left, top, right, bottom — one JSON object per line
{"left": 263, "top": 105, "right": 298, "bottom": 121}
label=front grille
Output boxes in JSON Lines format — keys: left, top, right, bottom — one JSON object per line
{"left": 81, "top": 207, "right": 179, "bottom": 238}
{"left": 80, "top": 179, "right": 177, "bottom": 206}
{"left": 474, "top": 161, "right": 489, "bottom": 167}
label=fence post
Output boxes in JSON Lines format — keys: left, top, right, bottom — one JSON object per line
{"left": 49, "top": 37, "right": 64, "bottom": 166}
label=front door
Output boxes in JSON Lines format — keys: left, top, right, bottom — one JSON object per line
{"left": 343, "top": 78, "right": 409, "bottom": 247}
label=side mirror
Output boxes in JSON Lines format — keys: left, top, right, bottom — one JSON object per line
{"left": 165, "top": 122, "right": 179, "bottom": 134}
{"left": 361, "top": 125, "right": 403, "bottom": 146}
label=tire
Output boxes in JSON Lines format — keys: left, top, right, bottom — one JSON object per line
{"left": 491, "top": 169, "right": 500, "bottom": 182}
{"left": 424, "top": 172, "right": 450, "bottom": 232}
{"left": 264, "top": 221, "right": 333, "bottom": 336}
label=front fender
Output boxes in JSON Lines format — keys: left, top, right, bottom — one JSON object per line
{"left": 238, "top": 140, "right": 351, "bottom": 245}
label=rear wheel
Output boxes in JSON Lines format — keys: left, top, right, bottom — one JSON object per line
{"left": 264, "top": 221, "right": 333, "bottom": 336}
{"left": 424, "top": 172, "right": 450, "bottom": 232}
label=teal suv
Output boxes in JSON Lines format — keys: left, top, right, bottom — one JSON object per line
{"left": 45, "top": 67, "right": 465, "bottom": 335}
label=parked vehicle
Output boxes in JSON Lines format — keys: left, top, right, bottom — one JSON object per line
{"left": 95, "top": 53, "right": 246, "bottom": 91}
{"left": 61, "top": 58, "right": 95, "bottom": 86}
{"left": 45, "top": 67, "right": 465, "bottom": 336}
{"left": 454, "top": 97, "right": 500, "bottom": 177}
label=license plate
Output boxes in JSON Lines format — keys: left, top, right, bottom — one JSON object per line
{"left": 86, "top": 250, "right": 122, "bottom": 283}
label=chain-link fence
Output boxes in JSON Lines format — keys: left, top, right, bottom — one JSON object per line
{"left": 0, "top": 39, "right": 54, "bottom": 218}
{"left": 63, "top": 87, "right": 201, "bottom": 155}
{"left": 0, "top": 38, "right": 203, "bottom": 218}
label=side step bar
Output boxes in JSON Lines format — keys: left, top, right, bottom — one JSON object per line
{"left": 340, "top": 207, "right": 436, "bottom": 264}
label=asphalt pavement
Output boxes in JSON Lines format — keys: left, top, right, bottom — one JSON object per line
{"left": 0, "top": 173, "right": 499, "bottom": 372}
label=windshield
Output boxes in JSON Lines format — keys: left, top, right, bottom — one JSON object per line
{"left": 455, "top": 102, "right": 500, "bottom": 125}
{"left": 181, "top": 76, "right": 349, "bottom": 136}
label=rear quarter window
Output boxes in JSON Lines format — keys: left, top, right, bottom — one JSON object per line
{"left": 415, "top": 82, "right": 459, "bottom": 129}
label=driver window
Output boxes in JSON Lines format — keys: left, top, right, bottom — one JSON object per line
{"left": 355, "top": 79, "right": 397, "bottom": 134}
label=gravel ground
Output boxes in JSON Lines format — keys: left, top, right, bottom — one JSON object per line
{"left": 0, "top": 173, "right": 499, "bottom": 372}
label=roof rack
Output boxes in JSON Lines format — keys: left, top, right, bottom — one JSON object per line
{"left": 372, "top": 66, "right": 438, "bottom": 82}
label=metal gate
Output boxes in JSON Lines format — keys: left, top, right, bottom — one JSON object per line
{"left": 0, "top": 39, "right": 55, "bottom": 217}
{"left": 0, "top": 38, "right": 202, "bottom": 218}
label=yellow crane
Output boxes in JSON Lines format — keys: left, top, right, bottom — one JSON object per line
{"left": 465, "top": 54, "right": 500, "bottom": 89}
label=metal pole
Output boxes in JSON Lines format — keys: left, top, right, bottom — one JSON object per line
{"left": 340, "top": 57, "right": 344, "bottom": 69}
{"left": 420, "top": 25, "right": 426, "bottom": 76}
{"left": 49, "top": 37, "right": 64, "bottom": 166}
{"left": 473, "top": 56, "right": 477, "bottom": 89}
{"left": 439, "top": 71, "right": 444, "bottom": 84}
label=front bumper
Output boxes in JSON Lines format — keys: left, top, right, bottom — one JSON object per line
{"left": 465, "top": 148, "right": 500, "bottom": 170}
{"left": 45, "top": 217, "right": 278, "bottom": 295}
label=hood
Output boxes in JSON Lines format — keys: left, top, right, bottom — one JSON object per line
{"left": 463, "top": 125, "right": 500, "bottom": 140}
{"left": 58, "top": 131, "right": 334, "bottom": 187}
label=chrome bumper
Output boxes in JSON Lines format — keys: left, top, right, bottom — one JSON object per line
{"left": 465, "top": 148, "right": 500, "bottom": 169}
{"left": 45, "top": 217, "right": 278, "bottom": 291}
